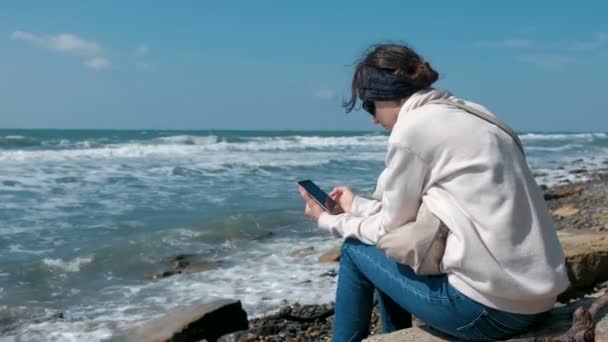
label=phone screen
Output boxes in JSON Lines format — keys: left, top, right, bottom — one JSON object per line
{"left": 297, "top": 180, "right": 343, "bottom": 214}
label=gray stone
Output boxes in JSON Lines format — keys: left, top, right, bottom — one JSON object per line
{"left": 363, "top": 294, "right": 608, "bottom": 341}
{"left": 110, "top": 299, "right": 248, "bottom": 342}
{"left": 181, "top": 260, "right": 224, "bottom": 274}
{"left": 288, "top": 246, "right": 315, "bottom": 258}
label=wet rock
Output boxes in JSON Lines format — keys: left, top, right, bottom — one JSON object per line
{"left": 251, "top": 232, "right": 275, "bottom": 241}
{"left": 181, "top": 260, "right": 224, "bottom": 274}
{"left": 163, "top": 254, "right": 196, "bottom": 263}
{"left": 145, "top": 269, "right": 180, "bottom": 280}
{"left": 288, "top": 246, "right": 315, "bottom": 258}
{"left": 51, "top": 312, "right": 65, "bottom": 320}
{"left": 172, "top": 260, "right": 190, "bottom": 269}
{"left": 569, "top": 168, "right": 587, "bottom": 175}
{"left": 113, "top": 299, "right": 248, "bottom": 342}
{"left": 320, "top": 269, "right": 337, "bottom": 278}
{"left": 318, "top": 245, "right": 341, "bottom": 264}
{"left": 146, "top": 254, "right": 223, "bottom": 280}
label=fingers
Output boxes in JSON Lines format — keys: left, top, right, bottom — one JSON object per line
{"left": 298, "top": 186, "right": 311, "bottom": 201}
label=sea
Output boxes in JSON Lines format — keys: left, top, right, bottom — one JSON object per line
{"left": 1, "top": 129, "right": 607, "bottom": 341}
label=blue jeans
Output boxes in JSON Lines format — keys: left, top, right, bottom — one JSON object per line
{"left": 333, "top": 239, "right": 548, "bottom": 342}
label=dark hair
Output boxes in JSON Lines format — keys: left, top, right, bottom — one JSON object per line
{"left": 343, "top": 43, "right": 439, "bottom": 112}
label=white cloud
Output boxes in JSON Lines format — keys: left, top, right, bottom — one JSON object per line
{"left": 313, "top": 88, "right": 337, "bottom": 100}
{"left": 135, "top": 44, "right": 149, "bottom": 56}
{"left": 11, "top": 31, "right": 102, "bottom": 56}
{"left": 478, "top": 39, "right": 533, "bottom": 49}
{"left": 10, "top": 31, "right": 37, "bottom": 42}
{"left": 11, "top": 30, "right": 110, "bottom": 71}
{"left": 85, "top": 57, "right": 111, "bottom": 71}
{"left": 519, "top": 54, "right": 573, "bottom": 70}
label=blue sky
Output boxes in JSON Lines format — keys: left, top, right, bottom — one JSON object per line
{"left": 1, "top": 1, "right": 607, "bottom": 131}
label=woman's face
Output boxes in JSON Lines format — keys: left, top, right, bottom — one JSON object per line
{"left": 370, "top": 100, "right": 404, "bottom": 131}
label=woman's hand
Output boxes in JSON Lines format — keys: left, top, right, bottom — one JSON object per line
{"left": 329, "top": 186, "right": 355, "bottom": 213}
{"left": 298, "top": 186, "right": 325, "bottom": 222}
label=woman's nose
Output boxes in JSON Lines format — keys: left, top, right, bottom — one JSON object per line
{"left": 372, "top": 117, "right": 380, "bottom": 125}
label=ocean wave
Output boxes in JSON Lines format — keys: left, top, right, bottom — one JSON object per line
{"left": 9, "top": 244, "right": 54, "bottom": 255}
{"left": 520, "top": 132, "right": 608, "bottom": 141}
{"left": 155, "top": 135, "right": 220, "bottom": 146}
{"left": 42, "top": 256, "right": 94, "bottom": 273}
{"left": 0, "top": 135, "right": 387, "bottom": 161}
{"left": 0, "top": 135, "right": 40, "bottom": 149}
{"left": 526, "top": 144, "right": 582, "bottom": 152}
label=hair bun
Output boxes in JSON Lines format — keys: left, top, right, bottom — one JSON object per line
{"left": 410, "top": 61, "right": 439, "bottom": 88}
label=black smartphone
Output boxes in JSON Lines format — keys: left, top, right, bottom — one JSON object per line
{"left": 297, "top": 179, "right": 344, "bottom": 214}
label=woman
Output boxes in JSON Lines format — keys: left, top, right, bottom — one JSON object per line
{"left": 298, "top": 43, "right": 570, "bottom": 342}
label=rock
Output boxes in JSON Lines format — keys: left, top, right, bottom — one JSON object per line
{"left": 320, "top": 269, "right": 337, "bottom": 278}
{"left": 558, "top": 230, "right": 608, "bottom": 301}
{"left": 363, "top": 292, "right": 608, "bottom": 341}
{"left": 552, "top": 204, "right": 581, "bottom": 218}
{"left": 362, "top": 326, "right": 449, "bottom": 341}
{"left": 147, "top": 253, "right": 224, "bottom": 280}
{"left": 145, "top": 270, "right": 180, "bottom": 280}
{"left": 181, "top": 260, "right": 224, "bottom": 274}
{"left": 111, "top": 299, "right": 248, "bottom": 342}
{"left": 319, "top": 245, "right": 342, "bottom": 264}
{"left": 251, "top": 232, "right": 275, "bottom": 241}
{"left": 569, "top": 168, "right": 588, "bottom": 175}
{"left": 172, "top": 260, "right": 190, "bottom": 269}
{"left": 288, "top": 246, "right": 315, "bottom": 258}
{"left": 544, "top": 184, "right": 585, "bottom": 200}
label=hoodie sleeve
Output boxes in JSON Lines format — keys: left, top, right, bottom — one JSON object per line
{"left": 349, "top": 195, "right": 382, "bottom": 216}
{"left": 317, "top": 143, "right": 428, "bottom": 245}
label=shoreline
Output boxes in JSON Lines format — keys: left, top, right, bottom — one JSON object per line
{"left": 219, "top": 171, "right": 608, "bottom": 341}
{"left": 3, "top": 171, "right": 608, "bottom": 341}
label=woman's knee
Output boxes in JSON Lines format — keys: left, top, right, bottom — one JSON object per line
{"left": 341, "top": 238, "right": 366, "bottom": 255}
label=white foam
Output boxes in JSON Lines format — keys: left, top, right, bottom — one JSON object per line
{"left": 526, "top": 144, "right": 581, "bottom": 152}
{"left": 156, "top": 236, "right": 340, "bottom": 317}
{"left": 155, "top": 135, "right": 219, "bottom": 146}
{"left": 8, "top": 244, "right": 53, "bottom": 255}
{"left": 13, "top": 235, "right": 340, "bottom": 341}
{"left": 521, "top": 132, "right": 607, "bottom": 141}
{"left": 0, "top": 135, "right": 387, "bottom": 162}
{"left": 42, "top": 256, "right": 94, "bottom": 273}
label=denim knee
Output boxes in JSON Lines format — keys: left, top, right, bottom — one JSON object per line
{"left": 341, "top": 238, "right": 365, "bottom": 257}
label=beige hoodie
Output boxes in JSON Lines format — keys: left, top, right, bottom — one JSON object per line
{"left": 318, "top": 89, "right": 570, "bottom": 314}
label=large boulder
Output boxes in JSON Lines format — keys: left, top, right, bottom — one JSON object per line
{"left": 558, "top": 230, "right": 608, "bottom": 301}
{"left": 363, "top": 293, "right": 608, "bottom": 341}
{"left": 111, "top": 299, "right": 248, "bottom": 342}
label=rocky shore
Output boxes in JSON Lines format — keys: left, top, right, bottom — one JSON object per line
{"left": 222, "top": 172, "right": 608, "bottom": 341}
{"left": 117, "top": 171, "right": 608, "bottom": 341}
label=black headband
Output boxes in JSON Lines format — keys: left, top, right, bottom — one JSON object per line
{"left": 358, "top": 67, "right": 422, "bottom": 102}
